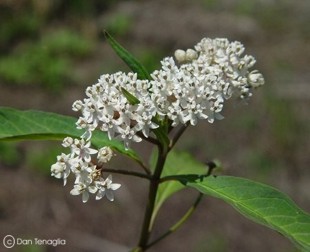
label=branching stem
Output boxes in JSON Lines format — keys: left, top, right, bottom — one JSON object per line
{"left": 134, "top": 122, "right": 191, "bottom": 251}
{"left": 102, "top": 168, "right": 152, "bottom": 180}
{"left": 146, "top": 193, "right": 203, "bottom": 249}
{"left": 169, "top": 123, "right": 189, "bottom": 150}
{"left": 137, "top": 132, "right": 160, "bottom": 146}
{"left": 136, "top": 160, "right": 152, "bottom": 175}
{"left": 137, "top": 145, "right": 168, "bottom": 250}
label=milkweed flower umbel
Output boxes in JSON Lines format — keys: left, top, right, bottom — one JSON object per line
{"left": 72, "top": 72, "right": 158, "bottom": 148}
{"left": 52, "top": 137, "right": 120, "bottom": 203}
{"left": 152, "top": 38, "right": 264, "bottom": 126}
{"left": 51, "top": 37, "right": 264, "bottom": 203}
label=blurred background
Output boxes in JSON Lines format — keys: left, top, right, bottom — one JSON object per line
{"left": 0, "top": 0, "right": 309, "bottom": 251}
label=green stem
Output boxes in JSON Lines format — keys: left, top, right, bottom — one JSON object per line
{"left": 102, "top": 168, "right": 152, "bottom": 180}
{"left": 137, "top": 131, "right": 160, "bottom": 146}
{"left": 145, "top": 193, "right": 203, "bottom": 249}
{"left": 135, "top": 122, "right": 190, "bottom": 250}
{"left": 169, "top": 123, "right": 189, "bottom": 151}
{"left": 137, "top": 159, "right": 152, "bottom": 175}
{"left": 137, "top": 145, "right": 168, "bottom": 250}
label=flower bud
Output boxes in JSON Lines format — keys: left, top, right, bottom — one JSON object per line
{"left": 185, "top": 49, "right": 198, "bottom": 61}
{"left": 174, "top": 49, "right": 186, "bottom": 63}
{"left": 97, "top": 146, "right": 114, "bottom": 164}
{"left": 248, "top": 70, "right": 265, "bottom": 88}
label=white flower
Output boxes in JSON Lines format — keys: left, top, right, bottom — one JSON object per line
{"left": 68, "top": 161, "right": 100, "bottom": 203}
{"left": 94, "top": 177, "right": 107, "bottom": 200}
{"left": 74, "top": 72, "right": 158, "bottom": 148}
{"left": 51, "top": 133, "right": 120, "bottom": 203}
{"left": 70, "top": 183, "right": 97, "bottom": 203}
{"left": 51, "top": 153, "right": 71, "bottom": 185}
{"left": 151, "top": 57, "right": 226, "bottom": 126}
{"left": 71, "top": 138, "right": 98, "bottom": 162}
{"left": 62, "top": 137, "right": 73, "bottom": 148}
{"left": 97, "top": 146, "right": 114, "bottom": 164}
{"left": 150, "top": 37, "right": 264, "bottom": 127}
{"left": 248, "top": 70, "right": 265, "bottom": 88}
{"left": 72, "top": 100, "right": 84, "bottom": 112}
{"left": 72, "top": 161, "right": 97, "bottom": 185}
{"left": 95, "top": 175, "right": 121, "bottom": 201}
{"left": 194, "top": 37, "right": 264, "bottom": 99}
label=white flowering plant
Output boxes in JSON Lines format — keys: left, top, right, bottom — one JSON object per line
{"left": 0, "top": 32, "right": 309, "bottom": 251}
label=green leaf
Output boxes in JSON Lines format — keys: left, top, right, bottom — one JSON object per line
{"left": 183, "top": 175, "right": 310, "bottom": 251}
{"left": 121, "top": 87, "right": 140, "bottom": 105}
{"left": 0, "top": 107, "right": 141, "bottom": 162}
{"left": 150, "top": 151, "right": 206, "bottom": 228}
{"left": 104, "top": 31, "right": 151, "bottom": 80}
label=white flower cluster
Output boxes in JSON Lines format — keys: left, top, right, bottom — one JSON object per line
{"left": 152, "top": 38, "right": 264, "bottom": 126}
{"left": 51, "top": 137, "right": 120, "bottom": 203}
{"left": 72, "top": 37, "right": 264, "bottom": 142}
{"left": 51, "top": 37, "right": 264, "bottom": 202}
{"left": 72, "top": 72, "right": 158, "bottom": 149}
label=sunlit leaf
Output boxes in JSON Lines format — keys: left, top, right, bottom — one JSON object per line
{"left": 0, "top": 107, "right": 141, "bottom": 162}
{"left": 182, "top": 175, "right": 310, "bottom": 251}
{"left": 104, "top": 31, "right": 151, "bottom": 80}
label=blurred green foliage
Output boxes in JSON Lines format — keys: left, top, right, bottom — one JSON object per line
{"left": 21, "top": 244, "right": 45, "bottom": 252}
{"left": 137, "top": 48, "right": 165, "bottom": 73}
{"left": 0, "top": 0, "right": 116, "bottom": 91}
{"left": 0, "top": 12, "right": 41, "bottom": 51}
{"left": 244, "top": 150, "right": 275, "bottom": 177}
{"left": 0, "top": 29, "right": 94, "bottom": 91}
{"left": 27, "top": 144, "right": 64, "bottom": 177}
{"left": 266, "top": 96, "right": 299, "bottom": 152}
{"left": 42, "top": 29, "right": 94, "bottom": 57}
{"left": 105, "top": 14, "right": 133, "bottom": 36}
{"left": 201, "top": 0, "right": 299, "bottom": 34}
{"left": 195, "top": 233, "right": 228, "bottom": 252}
{"left": 0, "top": 142, "right": 21, "bottom": 167}
{"left": 53, "top": 0, "right": 115, "bottom": 16}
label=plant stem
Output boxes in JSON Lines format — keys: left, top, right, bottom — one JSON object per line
{"left": 145, "top": 193, "right": 203, "bottom": 249}
{"left": 169, "top": 123, "right": 189, "bottom": 150}
{"left": 137, "top": 145, "right": 168, "bottom": 250}
{"left": 137, "top": 132, "right": 160, "bottom": 146}
{"left": 135, "top": 121, "right": 190, "bottom": 250}
{"left": 137, "top": 159, "right": 152, "bottom": 175}
{"left": 102, "top": 168, "right": 152, "bottom": 180}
